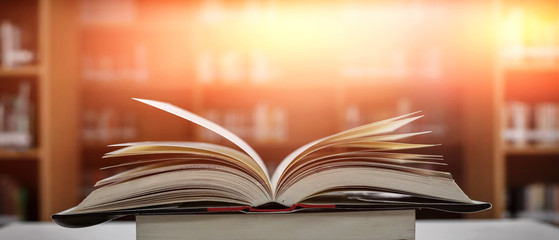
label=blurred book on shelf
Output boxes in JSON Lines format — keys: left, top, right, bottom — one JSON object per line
{"left": 340, "top": 47, "right": 443, "bottom": 82}
{"left": 81, "top": 44, "right": 149, "bottom": 83}
{"left": 0, "top": 21, "right": 34, "bottom": 69}
{"left": 195, "top": 50, "right": 278, "bottom": 85}
{"left": 199, "top": 102, "right": 287, "bottom": 144}
{"left": 534, "top": 103, "right": 559, "bottom": 147}
{"left": 507, "top": 183, "right": 559, "bottom": 225}
{"left": 504, "top": 101, "right": 559, "bottom": 148}
{"left": 81, "top": 107, "right": 137, "bottom": 147}
{"left": 0, "top": 174, "right": 29, "bottom": 222}
{"left": 0, "top": 81, "right": 34, "bottom": 151}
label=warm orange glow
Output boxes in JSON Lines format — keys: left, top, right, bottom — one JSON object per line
{"left": 501, "top": 6, "right": 559, "bottom": 64}
{"left": 1, "top": 0, "right": 559, "bottom": 222}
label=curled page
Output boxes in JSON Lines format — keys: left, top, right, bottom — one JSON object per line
{"left": 271, "top": 112, "right": 423, "bottom": 190}
{"left": 132, "top": 98, "right": 269, "bottom": 180}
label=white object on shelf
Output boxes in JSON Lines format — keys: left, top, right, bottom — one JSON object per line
{"left": 534, "top": 103, "right": 558, "bottom": 146}
{"left": 504, "top": 101, "right": 530, "bottom": 146}
{"left": 0, "top": 131, "right": 31, "bottom": 148}
{"left": 0, "top": 21, "right": 33, "bottom": 68}
{"left": 0, "top": 82, "right": 33, "bottom": 149}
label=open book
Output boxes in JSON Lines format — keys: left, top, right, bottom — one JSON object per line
{"left": 53, "top": 98, "right": 490, "bottom": 228}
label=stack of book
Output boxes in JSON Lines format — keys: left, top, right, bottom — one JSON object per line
{"left": 0, "top": 21, "right": 34, "bottom": 68}
{"left": 53, "top": 99, "right": 490, "bottom": 240}
{"left": 0, "top": 82, "right": 33, "bottom": 150}
{"left": 0, "top": 175, "right": 28, "bottom": 222}
{"left": 508, "top": 184, "right": 559, "bottom": 224}
{"left": 504, "top": 101, "right": 559, "bottom": 148}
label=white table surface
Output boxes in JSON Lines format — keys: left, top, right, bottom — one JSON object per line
{"left": 0, "top": 219, "right": 558, "bottom": 240}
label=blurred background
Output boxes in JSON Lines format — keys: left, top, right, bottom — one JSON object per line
{"left": 0, "top": 0, "right": 557, "bottom": 225}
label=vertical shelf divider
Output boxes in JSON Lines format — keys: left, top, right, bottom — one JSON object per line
{"left": 38, "top": 0, "right": 81, "bottom": 221}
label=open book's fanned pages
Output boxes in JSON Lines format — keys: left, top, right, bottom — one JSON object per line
{"left": 131, "top": 98, "right": 270, "bottom": 182}
{"left": 52, "top": 99, "right": 491, "bottom": 228}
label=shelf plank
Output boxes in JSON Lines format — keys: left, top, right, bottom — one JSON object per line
{"left": 0, "top": 66, "right": 41, "bottom": 77}
{"left": 0, "top": 148, "right": 39, "bottom": 160}
{"left": 506, "top": 146, "right": 559, "bottom": 156}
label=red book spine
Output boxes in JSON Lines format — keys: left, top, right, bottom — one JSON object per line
{"left": 206, "top": 204, "right": 336, "bottom": 213}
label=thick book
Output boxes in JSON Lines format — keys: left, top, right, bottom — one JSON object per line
{"left": 136, "top": 210, "right": 415, "bottom": 240}
{"left": 52, "top": 98, "right": 490, "bottom": 228}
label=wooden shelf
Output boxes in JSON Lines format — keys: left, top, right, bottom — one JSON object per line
{"left": 0, "top": 148, "right": 39, "bottom": 160}
{"left": 81, "top": 81, "right": 192, "bottom": 94}
{"left": 498, "top": 0, "right": 559, "bottom": 223}
{"left": 0, "top": 66, "right": 41, "bottom": 77}
{"left": 199, "top": 81, "right": 340, "bottom": 91}
{"left": 201, "top": 84, "right": 336, "bottom": 96}
{"left": 506, "top": 146, "right": 559, "bottom": 156}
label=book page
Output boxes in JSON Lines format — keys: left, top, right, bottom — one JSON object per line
{"left": 271, "top": 112, "right": 422, "bottom": 191}
{"left": 106, "top": 141, "right": 263, "bottom": 173}
{"left": 132, "top": 98, "right": 270, "bottom": 181}
{"left": 102, "top": 141, "right": 269, "bottom": 186}
{"left": 276, "top": 167, "right": 472, "bottom": 206}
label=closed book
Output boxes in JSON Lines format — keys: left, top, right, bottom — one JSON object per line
{"left": 137, "top": 210, "right": 415, "bottom": 240}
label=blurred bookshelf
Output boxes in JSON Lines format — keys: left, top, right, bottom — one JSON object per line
{"left": 0, "top": 66, "right": 40, "bottom": 77}
{"left": 0, "top": 0, "right": 80, "bottom": 222}
{"left": 505, "top": 145, "right": 559, "bottom": 156}
{"left": 0, "top": 0, "right": 40, "bottom": 222}
{"left": 498, "top": 0, "right": 559, "bottom": 225}
{"left": 4, "top": 0, "right": 556, "bottom": 222}
{"left": 0, "top": 149, "right": 39, "bottom": 160}
{"left": 75, "top": 0, "right": 494, "bottom": 222}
